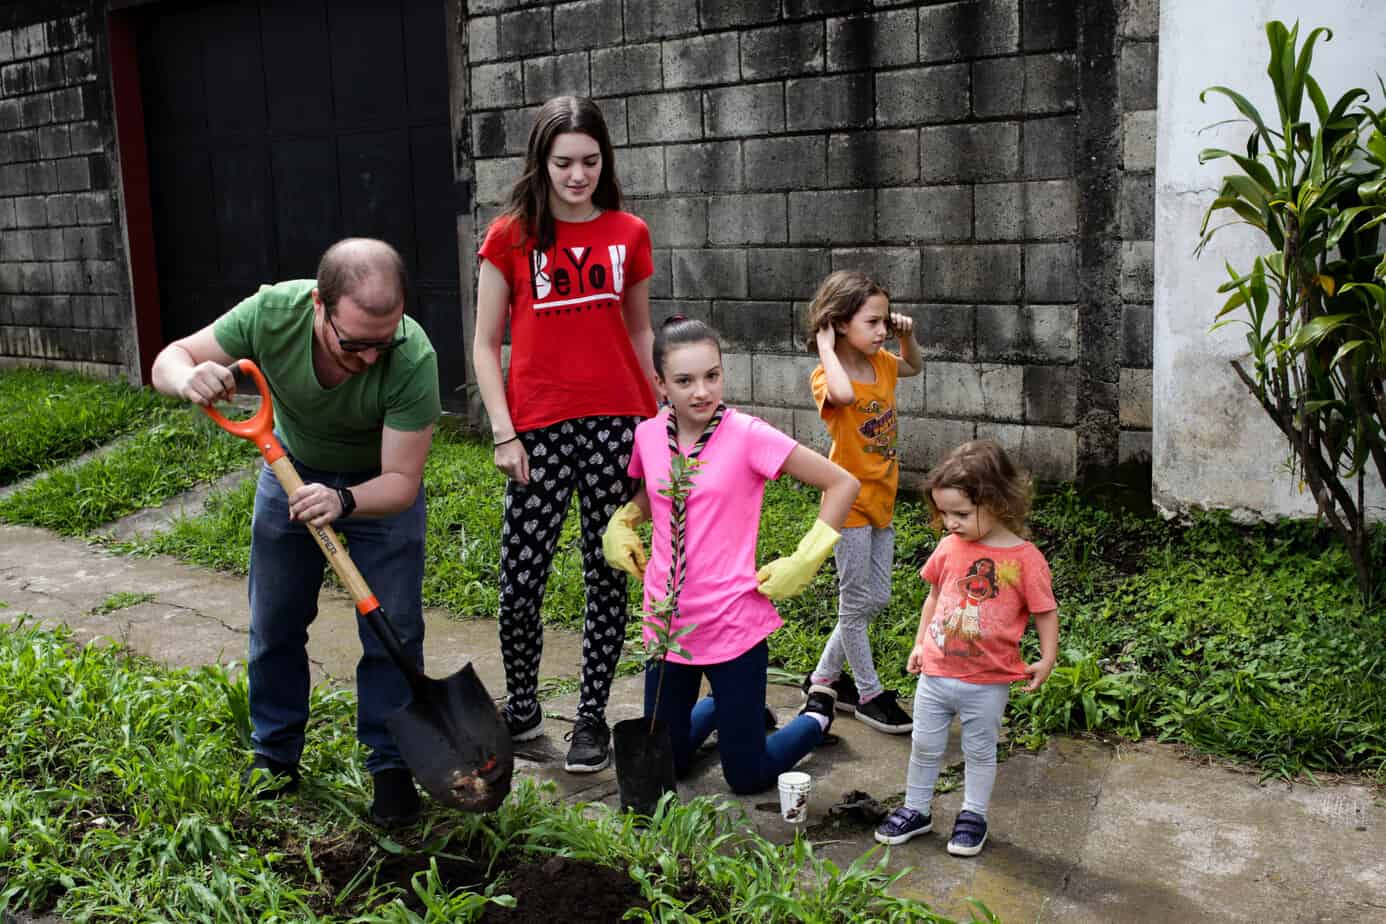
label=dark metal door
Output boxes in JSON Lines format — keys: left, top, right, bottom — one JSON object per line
{"left": 138, "top": 0, "right": 464, "bottom": 406}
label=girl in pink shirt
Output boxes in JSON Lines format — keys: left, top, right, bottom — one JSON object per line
{"left": 875, "top": 440, "right": 1059, "bottom": 857}
{"left": 602, "top": 316, "right": 859, "bottom": 794}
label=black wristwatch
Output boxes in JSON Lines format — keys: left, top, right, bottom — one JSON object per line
{"left": 336, "top": 486, "right": 357, "bottom": 518}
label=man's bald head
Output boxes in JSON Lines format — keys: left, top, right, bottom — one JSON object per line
{"left": 316, "top": 238, "right": 408, "bottom": 317}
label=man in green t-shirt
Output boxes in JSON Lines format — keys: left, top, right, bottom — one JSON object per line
{"left": 151, "top": 238, "right": 441, "bottom": 827}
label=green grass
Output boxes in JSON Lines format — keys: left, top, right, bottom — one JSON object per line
{"left": 93, "top": 591, "right": 156, "bottom": 614}
{"left": 0, "top": 408, "right": 257, "bottom": 535}
{"left": 0, "top": 368, "right": 171, "bottom": 485}
{"left": 117, "top": 426, "right": 1386, "bottom": 783}
{"left": 0, "top": 620, "right": 976, "bottom": 923}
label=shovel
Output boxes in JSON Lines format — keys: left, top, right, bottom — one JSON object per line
{"left": 202, "top": 359, "right": 513, "bottom": 813}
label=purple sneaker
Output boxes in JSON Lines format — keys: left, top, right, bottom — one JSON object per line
{"left": 874, "top": 806, "right": 932, "bottom": 845}
{"left": 946, "top": 810, "right": 988, "bottom": 856}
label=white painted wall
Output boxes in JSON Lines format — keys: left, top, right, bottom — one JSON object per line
{"left": 1154, "top": 0, "right": 1386, "bottom": 519}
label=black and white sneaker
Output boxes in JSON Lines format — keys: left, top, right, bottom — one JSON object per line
{"left": 798, "top": 684, "right": 837, "bottom": 733}
{"left": 504, "top": 704, "right": 545, "bottom": 742}
{"left": 801, "top": 672, "right": 859, "bottom": 713}
{"left": 564, "top": 717, "right": 611, "bottom": 773}
{"left": 854, "top": 689, "right": 913, "bottom": 734}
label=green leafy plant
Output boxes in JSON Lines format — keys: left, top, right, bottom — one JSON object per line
{"left": 1198, "top": 20, "right": 1386, "bottom": 597}
{"left": 637, "top": 451, "right": 702, "bottom": 734}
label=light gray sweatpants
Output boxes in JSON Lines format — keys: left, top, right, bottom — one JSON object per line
{"left": 812, "top": 524, "right": 894, "bottom": 700}
{"left": 904, "top": 674, "right": 1010, "bottom": 817}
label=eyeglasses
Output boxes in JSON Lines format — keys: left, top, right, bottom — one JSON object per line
{"left": 327, "top": 311, "right": 407, "bottom": 353}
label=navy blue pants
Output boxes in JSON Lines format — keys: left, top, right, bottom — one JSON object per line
{"left": 646, "top": 641, "right": 824, "bottom": 794}
{"left": 247, "top": 459, "right": 426, "bottom": 774}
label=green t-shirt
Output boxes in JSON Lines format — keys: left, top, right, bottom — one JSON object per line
{"left": 212, "top": 279, "right": 441, "bottom": 473}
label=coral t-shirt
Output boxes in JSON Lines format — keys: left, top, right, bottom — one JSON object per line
{"left": 478, "top": 211, "right": 657, "bottom": 432}
{"left": 811, "top": 350, "right": 900, "bottom": 528}
{"left": 919, "top": 535, "right": 1058, "bottom": 684}
{"left": 628, "top": 408, "right": 798, "bottom": 665}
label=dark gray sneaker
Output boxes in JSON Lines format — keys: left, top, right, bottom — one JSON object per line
{"left": 801, "top": 672, "right": 860, "bottom": 713}
{"left": 504, "top": 703, "right": 545, "bottom": 742}
{"left": 854, "top": 689, "right": 912, "bottom": 734}
{"left": 563, "top": 717, "right": 611, "bottom": 772}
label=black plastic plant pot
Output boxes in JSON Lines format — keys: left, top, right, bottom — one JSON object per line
{"left": 613, "top": 716, "right": 677, "bottom": 816}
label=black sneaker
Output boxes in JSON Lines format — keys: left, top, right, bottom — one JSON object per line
{"left": 504, "top": 703, "right": 545, "bottom": 742}
{"left": 564, "top": 717, "right": 611, "bottom": 772}
{"left": 242, "top": 754, "right": 299, "bottom": 800}
{"left": 801, "top": 672, "right": 859, "bottom": 713}
{"left": 854, "top": 689, "right": 913, "bottom": 734}
{"left": 798, "top": 684, "right": 837, "bottom": 734}
{"left": 369, "top": 767, "right": 421, "bottom": 828}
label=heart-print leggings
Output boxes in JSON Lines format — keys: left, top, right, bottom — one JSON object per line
{"left": 497, "top": 415, "right": 640, "bottom": 725}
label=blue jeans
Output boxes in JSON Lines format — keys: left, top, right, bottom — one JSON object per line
{"left": 646, "top": 641, "right": 824, "bottom": 794}
{"left": 247, "top": 458, "right": 426, "bottom": 774}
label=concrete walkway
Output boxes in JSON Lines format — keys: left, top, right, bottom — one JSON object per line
{"left": 2, "top": 520, "right": 1383, "bottom": 923}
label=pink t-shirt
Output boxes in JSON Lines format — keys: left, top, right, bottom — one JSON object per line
{"left": 919, "top": 535, "right": 1058, "bottom": 684}
{"left": 629, "top": 407, "right": 798, "bottom": 665}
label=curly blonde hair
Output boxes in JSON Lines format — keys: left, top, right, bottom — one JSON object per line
{"left": 801, "top": 270, "right": 890, "bottom": 351}
{"left": 922, "top": 440, "right": 1034, "bottom": 538}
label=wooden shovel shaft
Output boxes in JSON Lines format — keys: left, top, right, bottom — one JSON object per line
{"left": 265, "top": 455, "right": 377, "bottom": 611}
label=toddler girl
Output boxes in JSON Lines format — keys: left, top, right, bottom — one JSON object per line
{"left": 803, "top": 270, "right": 922, "bottom": 734}
{"left": 875, "top": 440, "right": 1058, "bottom": 856}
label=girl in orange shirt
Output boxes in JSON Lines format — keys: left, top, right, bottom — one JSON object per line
{"left": 803, "top": 271, "right": 922, "bottom": 734}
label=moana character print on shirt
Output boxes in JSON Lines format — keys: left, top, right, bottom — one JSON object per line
{"left": 856, "top": 399, "right": 898, "bottom": 468}
{"left": 929, "top": 557, "right": 1022, "bottom": 657}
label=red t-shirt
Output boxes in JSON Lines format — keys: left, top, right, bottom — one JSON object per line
{"left": 478, "top": 211, "right": 657, "bottom": 432}
{"left": 919, "top": 535, "right": 1058, "bottom": 684}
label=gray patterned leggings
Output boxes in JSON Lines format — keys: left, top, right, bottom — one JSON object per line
{"left": 497, "top": 415, "right": 638, "bottom": 724}
{"left": 812, "top": 524, "right": 895, "bottom": 700}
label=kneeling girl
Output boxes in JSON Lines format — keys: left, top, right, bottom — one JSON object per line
{"left": 602, "top": 316, "right": 859, "bottom": 794}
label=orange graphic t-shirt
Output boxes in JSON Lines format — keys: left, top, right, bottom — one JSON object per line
{"left": 919, "top": 535, "right": 1058, "bottom": 684}
{"left": 811, "top": 350, "right": 899, "bottom": 528}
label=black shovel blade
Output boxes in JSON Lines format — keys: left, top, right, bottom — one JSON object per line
{"left": 385, "top": 663, "right": 514, "bottom": 813}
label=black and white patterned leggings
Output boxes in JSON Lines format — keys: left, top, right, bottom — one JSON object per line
{"left": 498, "top": 415, "right": 639, "bottom": 724}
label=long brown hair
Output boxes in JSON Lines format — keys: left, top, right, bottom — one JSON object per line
{"left": 923, "top": 440, "right": 1034, "bottom": 538}
{"left": 802, "top": 270, "right": 890, "bottom": 351}
{"left": 499, "top": 96, "right": 623, "bottom": 255}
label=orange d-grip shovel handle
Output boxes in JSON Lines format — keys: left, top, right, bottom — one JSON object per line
{"left": 199, "top": 359, "right": 285, "bottom": 465}
{"left": 199, "top": 359, "right": 378, "bottom": 612}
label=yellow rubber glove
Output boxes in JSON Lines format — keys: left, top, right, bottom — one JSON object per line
{"left": 756, "top": 518, "right": 841, "bottom": 600}
{"left": 601, "top": 502, "right": 648, "bottom": 578}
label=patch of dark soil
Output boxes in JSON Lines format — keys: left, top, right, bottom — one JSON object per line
{"left": 378, "top": 852, "right": 490, "bottom": 909}
{"left": 280, "top": 832, "right": 666, "bottom": 921}
{"left": 477, "top": 856, "right": 647, "bottom": 923}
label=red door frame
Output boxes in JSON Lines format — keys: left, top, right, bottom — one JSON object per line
{"left": 107, "top": 8, "right": 163, "bottom": 385}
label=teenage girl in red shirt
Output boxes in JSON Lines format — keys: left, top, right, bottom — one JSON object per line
{"left": 472, "top": 96, "right": 657, "bottom": 774}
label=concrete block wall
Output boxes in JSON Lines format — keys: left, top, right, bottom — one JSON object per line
{"left": 466, "top": 0, "right": 1159, "bottom": 485}
{"left": 1116, "top": 0, "right": 1156, "bottom": 470}
{"left": 0, "top": 3, "right": 130, "bottom": 379}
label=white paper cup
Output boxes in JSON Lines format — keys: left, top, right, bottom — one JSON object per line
{"left": 777, "top": 771, "right": 812, "bottom": 823}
